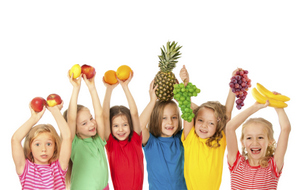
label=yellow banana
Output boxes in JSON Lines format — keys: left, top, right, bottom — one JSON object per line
{"left": 256, "top": 83, "right": 290, "bottom": 102}
{"left": 251, "top": 88, "right": 288, "bottom": 108}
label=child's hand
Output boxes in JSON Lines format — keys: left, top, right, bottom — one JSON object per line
{"left": 68, "top": 70, "right": 82, "bottom": 88}
{"left": 83, "top": 73, "right": 96, "bottom": 89}
{"left": 118, "top": 71, "right": 133, "bottom": 88}
{"left": 180, "top": 65, "right": 189, "bottom": 86}
{"left": 103, "top": 77, "right": 119, "bottom": 90}
{"left": 29, "top": 103, "right": 46, "bottom": 121}
{"left": 253, "top": 100, "right": 269, "bottom": 110}
{"left": 149, "top": 79, "right": 158, "bottom": 102}
{"left": 47, "top": 101, "right": 64, "bottom": 112}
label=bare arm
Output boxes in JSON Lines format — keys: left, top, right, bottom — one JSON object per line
{"left": 273, "top": 108, "right": 291, "bottom": 172}
{"left": 83, "top": 74, "right": 105, "bottom": 140}
{"left": 119, "top": 72, "right": 141, "bottom": 136}
{"left": 102, "top": 79, "right": 119, "bottom": 141}
{"left": 226, "top": 102, "right": 268, "bottom": 166}
{"left": 66, "top": 72, "right": 81, "bottom": 140}
{"left": 11, "top": 105, "right": 45, "bottom": 175}
{"left": 48, "top": 103, "right": 71, "bottom": 171}
{"left": 140, "top": 79, "right": 157, "bottom": 145}
{"left": 179, "top": 65, "right": 194, "bottom": 139}
{"left": 225, "top": 88, "right": 236, "bottom": 123}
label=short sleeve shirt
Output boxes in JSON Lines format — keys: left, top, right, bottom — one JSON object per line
{"left": 19, "top": 159, "right": 67, "bottom": 190}
{"left": 182, "top": 127, "right": 226, "bottom": 190}
{"left": 105, "top": 131, "right": 144, "bottom": 190}
{"left": 70, "top": 134, "right": 109, "bottom": 190}
{"left": 143, "top": 130, "right": 187, "bottom": 190}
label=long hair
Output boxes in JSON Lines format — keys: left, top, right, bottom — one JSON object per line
{"left": 63, "top": 104, "right": 86, "bottom": 189}
{"left": 148, "top": 100, "right": 182, "bottom": 138}
{"left": 110, "top": 105, "right": 134, "bottom": 141}
{"left": 193, "top": 101, "right": 227, "bottom": 148}
{"left": 23, "top": 124, "right": 61, "bottom": 164}
{"left": 240, "top": 117, "right": 276, "bottom": 168}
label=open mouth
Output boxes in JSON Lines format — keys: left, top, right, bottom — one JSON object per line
{"left": 117, "top": 133, "right": 127, "bottom": 137}
{"left": 165, "top": 126, "right": 174, "bottom": 130}
{"left": 250, "top": 148, "right": 261, "bottom": 154}
{"left": 89, "top": 128, "right": 96, "bottom": 132}
{"left": 200, "top": 129, "right": 208, "bottom": 133}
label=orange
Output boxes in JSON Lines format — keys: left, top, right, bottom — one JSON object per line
{"left": 116, "top": 65, "right": 132, "bottom": 80}
{"left": 104, "top": 70, "right": 118, "bottom": 84}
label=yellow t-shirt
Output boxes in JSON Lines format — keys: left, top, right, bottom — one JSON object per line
{"left": 181, "top": 127, "right": 226, "bottom": 190}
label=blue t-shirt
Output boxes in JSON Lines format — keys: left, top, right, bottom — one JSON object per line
{"left": 143, "top": 130, "right": 187, "bottom": 190}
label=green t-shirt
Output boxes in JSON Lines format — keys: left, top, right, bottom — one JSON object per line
{"left": 70, "top": 134, "right": 109, "bottom": 190}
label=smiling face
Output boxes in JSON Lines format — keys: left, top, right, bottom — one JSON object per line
{"left": 241, "top": 123, "right": 271, "bottom": 166}
{"left": 30, "top": 132, "right": 55, "bottom": 165}
{"left": 111, "top": 115, "right": 131, "bottom": 141}
{"left": 194, "top": 107, "right": 217, "bottom": 139}
{"left": 76, "top": 108, "right": 97, "bottom": 139}
{"left": 160, "top": 104, "right": 179, "bottom": 137}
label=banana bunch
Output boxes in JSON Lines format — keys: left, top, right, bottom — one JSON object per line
{"left": 251, "top": 83, "right": 290, "bottom": 108}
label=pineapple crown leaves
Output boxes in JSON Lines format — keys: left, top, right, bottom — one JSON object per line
{"left": 158, "top": 41, "right": 182, "bottom": 72}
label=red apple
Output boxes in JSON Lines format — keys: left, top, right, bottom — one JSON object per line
{"left": 81, "top": 64, "right": 96, "bottom": 79}
{"left": 30, "top": 97, "right": 47, "bottom": 112}
{"left": 47, "top": 94, "right": 62, "bottom": 107}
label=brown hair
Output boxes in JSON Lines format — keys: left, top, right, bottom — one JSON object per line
{"left": 110, "top": 105, "right": 134, "bottom": 141}
{"left": 148, "top": 100, "right": 182, "bottom": 137}
{"left": 193, "top": 101, "right": 227, "bottom": 148}
{"left": 23, "top": 124, "right": 61, "bottom": 164}
{"left": 240, "top": 117, "right": 276, "bottom": 168}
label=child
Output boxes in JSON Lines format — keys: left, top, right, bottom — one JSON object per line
{"left": 226, "top": 100, "right": 291, "bottom": 189}
{"left": 140, "top": 80, "right": 187, "bottom": 190}
{"left": 102, "top": 72, "right": 144, "bottom": 190}
{"left": 11, "top": 101, "right": 71, "bottom": 190}
{"left": 180, "top": 65, "right": 236, "bottom": 190}
{"left": 64, "top": 73, "right": 109, "bottom": 190}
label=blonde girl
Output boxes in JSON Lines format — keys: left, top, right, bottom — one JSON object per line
{"left": 64, "top": 72, "right": 109, "bottom": 190}
{"left": 180, "top": 65, "right": 235, "bottom": 190}
{"left": 226, "top": 100, "right": 291, "bottom": 189}
{"left": 11, "top": 102, "right": 71, "bottom": 190}
{"left": 103, "top": 72, "right": 144, "bottom": 190}
{"left": 140, "top": 80, "right": 187, "bottom": 190}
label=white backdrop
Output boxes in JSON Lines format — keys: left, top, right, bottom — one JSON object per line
{"left": 1, "top": 1, "right": 299, "bottom": 189}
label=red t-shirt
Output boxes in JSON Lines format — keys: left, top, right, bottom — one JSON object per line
{"left": 105, "top": 132, "right": 144, "bottom": 190}
{"left": 229, "top": 151, "right": 282, "bottom": 190}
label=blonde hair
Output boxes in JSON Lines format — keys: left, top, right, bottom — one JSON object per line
{"left": 240, "top": 117, "right": 276, "bottom": 168}
{"left": 193, "top": 101, "right": 228, "bottom": 148}
{"left": 63, "top": 104, "right": 91, "bottom": 189}
{"left": 23, "top": 124, "right": 61, "bottom": 164}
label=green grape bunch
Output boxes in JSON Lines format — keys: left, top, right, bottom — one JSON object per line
{"left": 173, "top": 82, "right": 201, "bottom": 122}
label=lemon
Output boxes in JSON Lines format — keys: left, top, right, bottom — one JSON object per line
{"left": 69, "top": 64, "right": 81, "bottom": 78}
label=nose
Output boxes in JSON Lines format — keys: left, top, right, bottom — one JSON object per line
{"left": 119, "top": 126, "right": 124, "bottom": 132}
{"left": 168, "top": 118, "right": 173, "bottom": 124}
{"left": 42, "top": 144, "right": 46, "bottom": 152}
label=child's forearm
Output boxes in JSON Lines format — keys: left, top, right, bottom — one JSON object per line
{"left": 51, "top": 108, "right": 71, "bottom": 140}
{"left": 67, "top": 86, "right": 80, "bottom": 138}
{"left": 12, "top": 116, "right": 39, "bottom": 142}
{"left": 140, "top": 99, "right": 156, "bottom": 131}
{"left": 276, "top": 108, "right": 291, "bottom": 132}
{"left": 225, "top": 88, "right": 236, "bottom": 122}
{"left": 122, "top": 86, "right": 138, "bottom": 116}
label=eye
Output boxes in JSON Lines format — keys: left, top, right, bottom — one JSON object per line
{"left": 90, "top": 117, "right": 93, "bottom": 121}
{"left": 47, "top": 143, "right": 52, "bottom": 146}
{"left": 247, "top": 137, "right": 251, "bottom": 140}
{"left": 82, "top": 122, "right": 86, "bottom": 126}
{"left": 162, "top": 117, "right": 167, "bottom": 120}
{"left": 198, "top": 119, "right": 203, "bottom": 122}
{"left": 172, "top": 116, "right": 177, "bottom": 119}
{"left": 258, "top": 136, "right": 264, "bottom": 139}
{"left": 35, "top": 143, "right": 40, "bottom": 146}
{"left": 113, "top": 125, "right": 118, "bottom": 128}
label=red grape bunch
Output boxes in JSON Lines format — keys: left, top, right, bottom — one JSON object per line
{"left": 229, "top": 69, "right": 251, "bottom": 110}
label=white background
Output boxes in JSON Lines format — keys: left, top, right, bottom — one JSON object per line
{"left": 1, "top": 1, "right": 299, "bottom": 189}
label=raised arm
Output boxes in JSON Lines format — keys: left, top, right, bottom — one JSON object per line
{"left": 226, "top": 101, "right": 268, "bottom": 166}
{"left": 179, "top": 65, "right": 194, "bottom": 139}
{"left": 11, "top": 104, "right": 46, "bottom": 175}
{"left": 47, "top": 102, "right": 71, "bottom": 171}
{"left": 83, "top": 74, "right": 105, "bottom": 140}
{"left": 103, "top": 78, "right": 119, "bottom": 141}
{"left": 140, "top": 79, "right": 157, "bottom": 145}
{"left": 119, "top": 72, "right": 141, "bottom": 135}
{"left": 66, "top": 72, "right": 81, "bottom": 140}
{"left": 273, "top": 107, "right": 291, "bottom": 172}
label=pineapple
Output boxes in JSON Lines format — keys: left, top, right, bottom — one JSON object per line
{"left": 154, "top": 41, "right": 182, "bottom": 101}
